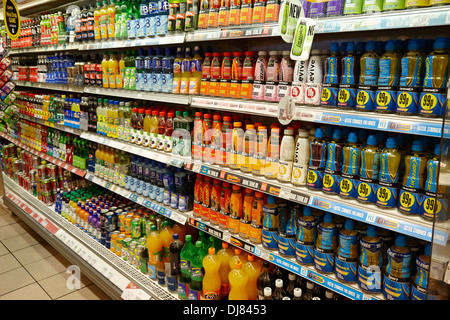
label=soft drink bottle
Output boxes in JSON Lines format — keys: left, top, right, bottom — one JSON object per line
{"left": 202, "top": 247, "right": 221, "bottom": 300}
{"left": 228, "top": 260, "right": 249, "bottom": 300}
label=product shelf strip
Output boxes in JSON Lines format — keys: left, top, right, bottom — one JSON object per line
{"left": 2, "top": 174, "right": 179, "bottom": 300}
{"left": 184, "top": 160, "right": 450, "bottom": 245}
{"left": 0, "top": 130, "right": 189, "bottom": 225}
{"left": 187, "top": 213, "right": 381, "bottom": 300}
{"left": 19, "top": 113, "right": 83, "bottom": 136}
{"left": 15, "top": 80, "right": 445, "bottom": 138}
{"left": 15, "top": 81, "right": 85, "bottom": 93}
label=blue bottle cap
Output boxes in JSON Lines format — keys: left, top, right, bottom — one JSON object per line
{"left": 395, "top": 234, "right": 406, "bottom": 247}
{"left": 346, "top": 41, "right": 356, "bottom": 53}
{"left": 411, "top": 140, "right": 423, "bottom": 152}
{"left": 367, "top": 134, "right": 377, "bottom": 146}
{"left": 386, "top": 137, "right": 397, "bottom": 149}
{"left": 173, "top": 233, "right": 179, "bottom": 240}
{"left": 325, "top": 126, "right": 334, "bottom": 138}
{"left": 408, "top": 39, "right": 419, "bottom": 51}
{"left": 315, "top": 127, "right": 324, "bottom": 139}
{"left": 339, "top": 42, "right": 347, "bottom": 53}
{"left": 267, "top": 195, "right": 276, "bottom": 204}
{"left": 348, "top": 132, "right": 358, "bottom": 143}
{"left": 356, "top": 41, "right": 365, "bottom": 53}
{"left": 147, "top": 47, "right": 154, "bottom": 56}
{"left": 332, "top": 128, "right": 342, "bottom": 140}
{"left": 324, "top": 213, "right": 333, "bottom": 223}
{"left": 303, "top": 207, "right": 312, "bottom": 216}
{"left": 166, "top": 47, "right": 172, "bottom": 56}
{"left": 156, "top": 47, "right": 163, "bottom": 55}
{"left": 434, "top": 143, "right": 440, "bottom": 156}
{"left": 433, "top": 37, "right": 447, "bottom": 50}
{"left": 365, "top": 40, "right": 376, "bottom": 52}
{"left": 385, "top": 40, "right": 396, "bottom": 51}
{"left": 138, "top": 48, "right": 144, "bottom": 56}
{"left": 344, "top": 219, "right": 354, "bottom": 231}
{"left": 366, "top": 225, "right": 377, "bottom": 237}
{"left": 330, "top": 42, "right": 339, "bottom": 53}
{"left": 131, "top": 155, "right": 137, "bottom": 161}
{"left": 396, "top": 134, "right": 405, "bottom": 147}
{"left": 145, "top": 158, "right": 151, "bottom": 164}
{"left": 424, "top": 243, "right": 431, "bottom": 256}
{"left": 358, "top": 129, "right": 368, "bottom": 142}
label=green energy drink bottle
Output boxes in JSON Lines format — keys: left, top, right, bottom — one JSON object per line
{"left": 339, "top": 131, "right": 360, "bottom": 199}
{"left": 343, "top": 0, "right": 363, "bottom": 14}
{"left": 314, "top": 212, "right": 336, "bottom": 274}
{"left": 280, "top": 0, "right": 291, "bottom": 35}
{"left": 357, "top": 134, "right": 380, "bottom": 204}
{"left": 398, "top": 139, "right": 427, "bottom": 216}
{"left": 363, "top": 0, "right": 383, "bottom": 12}
{"left": 291, "top": 19, "right": 307, "bottom": 57}
{"left": 358, "top": 226, "right": 382, "bottom": 293}
{"left": 357, "top": 41, "right": 379, "bottom": 111}
{"left": 335, "top": 219, "right": 358, "bottom": 283}
{"left": 419, "top": 37, "right": 449, "bottom": 117}
{"left": 396, "top": 39, "right": 425, "bottom": 115}
{"left": 376, "top": 40, "right": 401, "bottom": 113}
{"left": 376, "top": 137, "right": 401, "bottom": 208}
{"left": 295, "top": 207, "right": 317, "bottom": 265}
{"left": 382, "top": 234, "right": 412, "bottom": 300}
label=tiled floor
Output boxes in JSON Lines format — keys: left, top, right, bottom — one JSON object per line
{"left": 0, "top": 201, "right": 111, "bottom": 300}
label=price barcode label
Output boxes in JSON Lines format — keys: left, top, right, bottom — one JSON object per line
{"left": 378, "top": 120, "right": 389, "bottom": 129}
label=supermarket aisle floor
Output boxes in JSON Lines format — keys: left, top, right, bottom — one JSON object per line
{"left": 0, "top": 200, "right": 111, "bottom": 300}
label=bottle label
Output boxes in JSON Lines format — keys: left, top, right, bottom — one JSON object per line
{"left": 375, "top": 183, "right": 398, "bottom": 208}
{"left": 295, "top": 242, "right": 315, "bottom": 264}
{"left": 375, "top": 86, "right": 398, "bottom": 112}
{"left": 418, "top": 88, "right": 446, "bottom": 117}
{"left": 382, "top": 276, "right": 411, "bottom": 300}
{"left": 306, "top": 168, "right": 324, "bottom": 190}
{"left": 335, "top": 258, "right": 358, "bottom": 283}
{"left": 356, "top": 85, "right": 377, "bottom": 111}
{"left": 338, "top": 175, "right": 358, "bottom": 199}
{"left": 356, "top": 179, "right": 377, "bottom": 204}
{"left": 321, "top": 83, "right": 339, "bottom": 107}
{"left": 357, "top": 263, "right": 382, "bottom": 293}
{"left": 262, "top": 229, "right": 278, "bottom": 250}
{"left": 291, "top": 82, "right": 306, "bottom": 105}
{"left": 314, "top": 248, "right": 335, "bottom": 273}
{"left": 396, "top": 87, "right": 420, "bottom": 114}
{"left": 278, "top": 234, "right": 296, "bottom": 257}
{"left": 338, "top": 84, "right": 357, "bottom": 109}
{"left": 305, "top": 83, "right": 322, "bottom": 105}
{"left": 322, "top": 171, "right": 339, "bottom": 194}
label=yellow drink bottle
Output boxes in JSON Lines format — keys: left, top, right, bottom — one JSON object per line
{"left": 228, "top": 260, "right": 249, "bottom": 300}
{"left": 217, "top": 242, "right": 234, "bottom": 298}
{"left": 107, "top": 0, "right": 116, "bottom": 38}
{"left": 160, "top": 221, "right": 174, "bottom": 269}
{"left": 241, "top": 124, "right": 256, "bottom": 173}
{"left": 230, "top": 122, "right": 243, "bottom": 170}
{"left": 229, "top": 248, "right": 248, "bottom": 270}
{"left": 147, "top": 225, "right": 163, "bottom": 279}
{"left": 99, "top": 0, "right": 108, "bottom": 39}
{"left": 149, "top": 110, "right": 159, "bottom": 149}
{"left": 108, "top": 51, "right": 119, "bottom": 89}
{"left": 102, "top": 52, "right": 109, "bottom": 88}
{"left": 143, "top": 109, "right": 152, "bottom": 147}
{"left": 94, "top": 1, "right": 102, "bottom": 40}
{"left": 202, "top": 247, "right": 221, "bottom": 300}
{"left": 243, "top": 254, "right": 262, "bottom": 300}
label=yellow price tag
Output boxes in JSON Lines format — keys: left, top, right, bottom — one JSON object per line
{"left": 376, "top": 91, "right": 391, "bottom": 107}
{"left": 420, "top": 93, "right": 437, "bottom": 110}
{"left": 397, "top": 92, "right": 413, "bottom": 109}
{"left": 340, "top": 178, "right": 353, "bottom": 193}
{"left": 377, "top": 186, "right": 392, "bottom": 203}
{"left": 357, "top": 90, "right": 370, "bottom": 106}
{"left": 321, "top": 88, "right": 331, "bottom": 102}
{"left": 307, "top": 170, "right": 318, "bottom": 184}
{"left": 358, "top": 182, "right": 371, "bottom": 198}
{"left": 423, "top": 197, "right": 441, "bottom": 215}
{"left": 400, "top": 191, "right": 415, "bottom": 208}
{"left": 338, "top": 88, "right": 350, "bottom": 103}
{"left": 323, "top": 174, "right": 334, "bottom": 188}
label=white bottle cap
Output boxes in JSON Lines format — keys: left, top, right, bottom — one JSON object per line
{"left": 276, "top": 279, "right": 283, "bottom": 288}
{"left": 258, "top": 51, "right": 268, "bottom": 56}
{"left": 289, "top": 273, "right": 296, "bottom": 280}
{"left": 282, "top": 50, "right": 291, "bottom": 56}
{"left": 294, "top": 288, "right": 302, "bottom": 297}
{"left": 310, "top": 49, "right": 321, "bottom": 55}
{"left": 325, "top": 290, "right": 334, "bottom": 299}
{"left": 269, "top": 50, "right": 279, "bottom": 56}
{"left": 264, "top": 287, "right": 272, "bottom": 296}
{"left": 306, "top": 281, "right": 314, "bottom": 289}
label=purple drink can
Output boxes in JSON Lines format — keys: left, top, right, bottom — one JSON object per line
{"left": 309, "top": 2, "right": 326, "bottom": 18}
{"left": 300, "top": 0, "right": 310, "bottom": 17}
{"left": 326, "top": 0, "right": 344, "bottom": 16}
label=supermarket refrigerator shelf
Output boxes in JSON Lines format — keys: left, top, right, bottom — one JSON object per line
{"left": 2, "top": 174, "right": 178, "bottom": 300}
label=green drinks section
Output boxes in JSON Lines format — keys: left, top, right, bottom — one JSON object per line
{"left": 305, "top": 126, "right": 446, "bottom": 222}
{"left": 318, "top": 37, "right": 449, "bottom": 117}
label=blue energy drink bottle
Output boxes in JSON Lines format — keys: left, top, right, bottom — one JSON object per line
{"left": 314, "top": 212, "right": 336, "bottom": 274}
{"left": 419, "top": 37, "right": 449, "bottom": 117}
{"left": 321, "top": 42, "right": 341, "bottom": 108}
{"left": 411, "top": 243, "right": 438, "bottom": 300}
{"left": 295, "top": 207, "right": 317, "bottom": 265}
{"left": 338, "top": 42, "right": 359, "bottom": 109}
{"left": 421, "top": 143, "right": 447, "bottom": 221}
{"left": 398, "top": 139, "right": 427, "bottom": 216}
{"left": 306, "top": 127, "right": 327, "bottom": 190}
{"left": 278, "top": 206, "right": 300, "bottom": 257}
{"left": 323, "top": 128, "right": 343, "bottom": 194}
{"left": 357, "top": 41, "right": 379, "bottom": 111}
{"left": 339, "top": 131, "right": 360, "bottom": 199}
{"left": 357, "top": 225, "right": 383, "bottom": 293}
{"left": 335, "top": 219, "right": 359, "bottom": 283}
{"left": 376, "top": 137, "right": 401, "bottom": 208}
{"left": 357, "top": 134, "right": 380, "bottom": 204}
{"left": 376, "top": 40, "right": 401, "bottom": 113}
{"left": 382, "top": 234, "right": 412, "bottom": 300}
{"left": 262, "top": 195, "right": 279, "bottom": 250}
{"left": 396, "top": 39, "right": 424, "bottom": 115}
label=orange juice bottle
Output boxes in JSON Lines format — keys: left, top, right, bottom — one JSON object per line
{"left": 249, "top": 192, "right": 265, "bottom": 244}
{"left": 160, "top": 221, "right": 173, "bottom": 268}
{"left": 228, "top": 185, "right": 243, "bottom": 234}
{"left": 228, "top": 260, "right": 249, "bottom": 300}
{"left": 202, "top": 247, "right": 221, "bottom": 300}
{"left": 108, "top": 51, "right": 119, "bottom": 89}
{"left": 239, "top": 188, "right": 254, "bottom": 239}
{"left": 202, "top": 176, "right": 212, "bottom": 222}
{"left": 102, "top": 52, "right": 109, "bottom": 88}
{"left": 230, "top": 122, "right": 243, "bottom": 170}
{"left": 243, "top": 254, "right": 262, "bottom": 300}
{"left": 209, "top": 179, "right": 222, "bottom": 226}
{"left": 241, "top": 124, "right": 256, "bottom": 173}
{"left": 147, "top": 225, "right": 163, "bottom": 280}
{"left": 193, "top": 174, "right": 204, "bottom": 218}
{"left": 75, "top": 201, "right": 82, "bottom": 227}
{"left": 229, "top": 248, "right": 248, "bottom": 270}
{"left": 217, "top": 242, "right": 234, "bottom": 298}
{"left": 202, "top": 113, "right": 213, "bottom": 163}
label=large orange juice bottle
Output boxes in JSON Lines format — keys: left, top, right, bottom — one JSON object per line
{"left": 217, "top": 242, "right": 234, "bottom": 298}
{"left": 202, "top": 247, "right": 221, "bottom": 300}
{"left": 228, "top": 185, "right": 242, "bottom": 234}
{"left": 239, "top": 188, "right": 254, "bottom": 239}
{"left": 228, "top": 260, "right": 249, "bottom": 300}
{"left": 102, "top": 52, "right": 109, "bottom": 88}
{"left": 229, "top": 248, "right": 248, "bottom": 270}
{"left": 160, "top": 221, "right": 174, "bottom": 267}
{"left": 243, "top": 254, "right": 262, "bottom": 300}
{"left": 108, "top": 51, "right": 119, "bottom": 89}
{"left": 147, "top": 225, "right": 163, "bottom": 280}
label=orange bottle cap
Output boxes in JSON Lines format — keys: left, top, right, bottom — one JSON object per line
{"left": 209, "top": 247, "right": 215, "bottom": 255}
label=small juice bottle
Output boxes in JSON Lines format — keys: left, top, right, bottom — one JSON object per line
{"left": 160, "top": 221, "right": 173, "bottom": 267}
{"left": 202, "top": 176, "right": 212, "bottom": 222}
{"left": 193, "top": 174, "right": 203, "bottom": 218}
{"left": 230, "top": 122, "right": 243, "bottom": 170}
{"left": 243, "top": 254, "right": 262, "bottom": 300}
{"left": 217, "top": 242, "right": 233, "bottom": 298}
{"left": 239, "top": 188, "right": 254, "bottom": 239}
{"left": 249, "top": 191, "right": 265, "bottom": 244}
{"left": 149, "top": 110, "right": 159, "bottom": 149}
{"left": 228, "top": 260, "right": 249, "bottom": 300}
{"left": 143, "top": 109, "right": 152, "bottom": 147}
{"left": 102, "top": 52, "right": 109, "bottom": 88}
{"left": 202, "top": 247, "right": 221, "bottom": 300}
{"left": 108, "top": 51, "right": 119, "bottom": 89}
{"left": 228, "top": 185, "right": 242, "bottom": 234}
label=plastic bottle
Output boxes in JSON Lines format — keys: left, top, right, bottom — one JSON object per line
{"left": 382, "top": 234, "right": 412, "bottom": 300}
{"left": 178, "top": 234, "right": 194, "bottom": 299}
{"left": 376, "top": 40, "right": 400, "bottom": 113}
{"left": 216, "top": 242, "right": 233, "bottom": 298}
{"left": 147, "top": 225, "right": 163, "bottom": 280}
{"left": 419, "top": 37, "right": 449, "bottom": 117}
{"left": 189, "top": 45, "right": 203, "bottom": 94}
{"left": 229, "top": 122, "right": 243, "bottom": 170}
{"left": 162, "top": 47, "right": 174, "bottom": 93}
{"left": 189, "top": 241, "right": 208, "bottom": 300}
{"left": 304, "top": 49, "right": 323, "bottom": 106}
{"left": 172, "top": 47, "right": 183, "bottom": 94}
{"left": 261, "top": 195, "right": 279, "bottom": 250}
{"left": 228, "top": 185, "right": 242, "bottom": 234}
{"left": 314, "top": 212, "right": 336, "bottom": 273}
{"left": 228, "top": 260, "right": 249, "bottom": 300}
{"left": 264, "top": 126, "right": 280, "bottom": 180}
{"left": 180, "top": 46, "right": 192, "bottom": 95}
{"left": 357, "top": 134, "right": 380, "bottom": 204}
{"left": 306, "top": 127, "right": 327, "bottom": 190}
{"left": 256, "top": 260, "right": 275, "bottom": 300}
{"left": 377, "top": 137, "right": 401, "bottom": 208}
{"left": 322, "top": 128, "right": 343, "bottom": 194}
{"left": 411, "top": 243, "right": 434, "bottom": 300}
{"left": 339, "top": 131, "right": 360, "bottom": 199}
{"left": 363, "top": 0, "right": 383, "bottom": 12}
{"left": 321, "top": 42, "right": 341, "bottom": 107}
{"left": 335, "top": 219, "right": 359, "bottom": 283}
{"left": 240, "top": 51, "right": 255, "bottom": 99}
{"left": 107, "top": 0, "right": 116, "bottom": 38}
{"left": 201, "top": 176, "right": 212, "bottom": 222}
{"left": 338, "top": 42, "right": 359, "bottom": 110}
{"left": 277, "top": 128, "right": 295, "bottom": 183}
{"left": 201, "top": 247, "right": 221, "bottom": 300}
{"left": 359, "top": 40, "right": 379, "bottom": 86}
{"left": 252, "top": 51, "right": 268, "bottom": 100}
